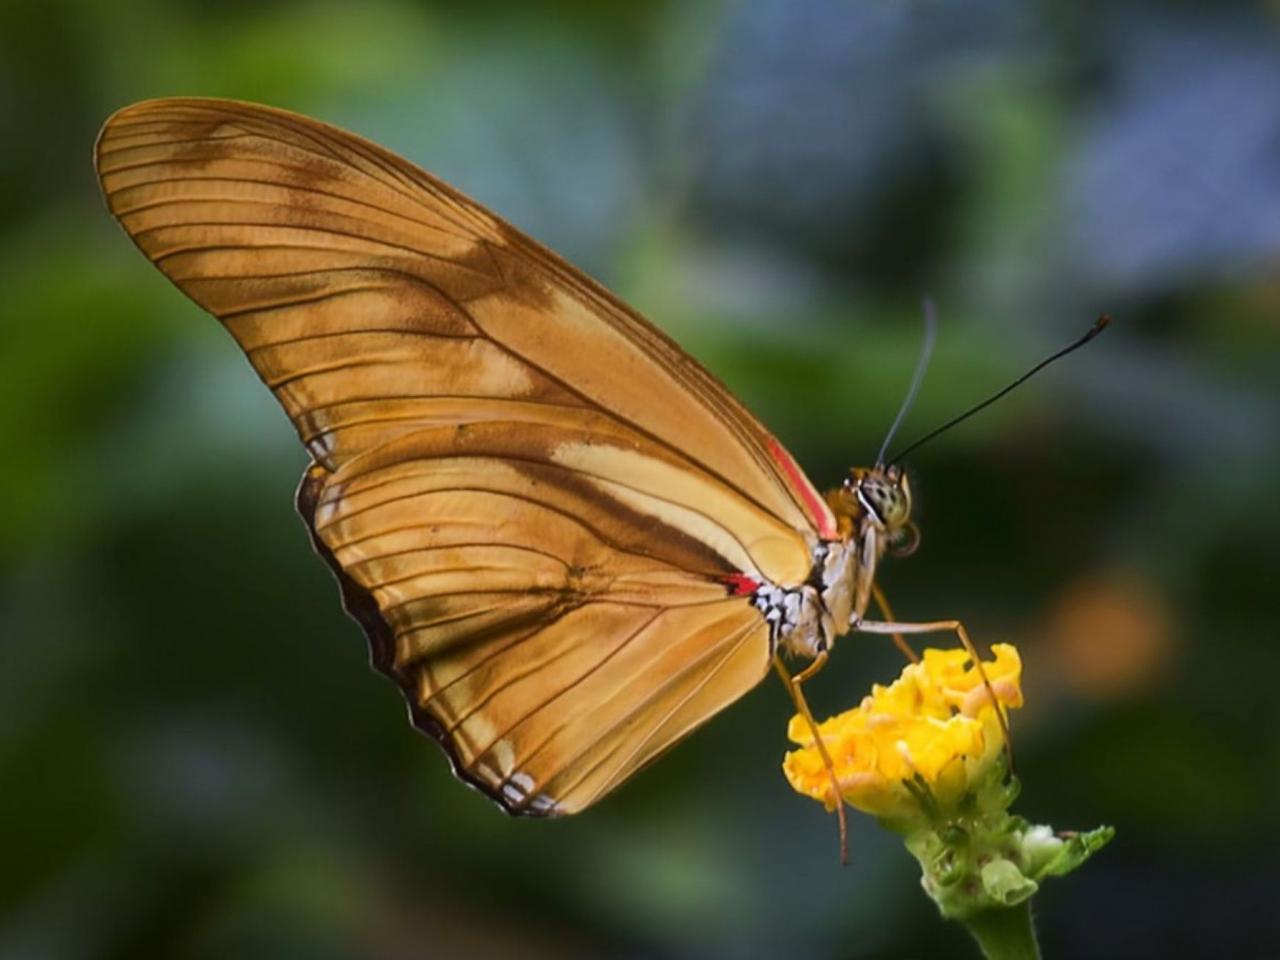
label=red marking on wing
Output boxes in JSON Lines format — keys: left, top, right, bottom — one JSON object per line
{"left": 725, "top": 573, "right": 761, "bottom": 596}
{"left": 766, "top": 437, "right": 837, "bottom": 539}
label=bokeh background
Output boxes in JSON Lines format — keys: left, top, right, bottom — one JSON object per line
{"left": 3, "top": 1, "right": 1279, "bottom": 957}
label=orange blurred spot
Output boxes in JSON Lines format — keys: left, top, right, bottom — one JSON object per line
{"left": 1042, "top": 571, "right": 1175, "bottom": 698}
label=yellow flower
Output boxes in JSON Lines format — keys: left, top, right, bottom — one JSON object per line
{"left": 783, "top": 644, "right": 1023, "bottom": 823}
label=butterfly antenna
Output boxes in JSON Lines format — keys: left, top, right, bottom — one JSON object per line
{"left": 876, "top": 298, "right": 938, "bottom": 467}
{"left": 888, "top": 314, "right": 1111, "bottom": 465}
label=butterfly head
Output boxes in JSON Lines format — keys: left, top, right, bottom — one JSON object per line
{"left": 834, "top": 465, "right": 920, "bottom": 557}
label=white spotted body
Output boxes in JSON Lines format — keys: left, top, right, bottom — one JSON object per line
{"left": 747, "top": 464, "right": 917, "bottom": 662}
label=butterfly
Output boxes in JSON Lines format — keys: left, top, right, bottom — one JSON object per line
{"left": 95, "top": 97, "right": 953, "bottom": 825}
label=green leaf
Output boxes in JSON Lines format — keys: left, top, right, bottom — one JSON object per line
{"left": 1036, "top": 825, "right": 1116, "bottom": 879}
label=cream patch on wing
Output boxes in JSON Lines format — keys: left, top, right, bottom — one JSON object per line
{"left": 549, "top": 442, "right": 811, "bottom": 585}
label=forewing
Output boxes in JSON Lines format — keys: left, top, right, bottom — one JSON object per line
{"left": 95, "top": 97, "right": 836, "bottom": 555}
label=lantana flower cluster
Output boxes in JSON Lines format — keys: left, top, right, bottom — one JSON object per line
{"left": 783, "top": 642, "right": 1112, "bottom": 930}
{"left": 783, "top": 645, "right": 1023, "bottom": 825}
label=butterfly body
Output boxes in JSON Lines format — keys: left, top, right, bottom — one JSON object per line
{"left": 749, "top": 463, "right": 915, "bottom": 660}
{"left": 95, "top": 98, "right": 917, "bottom": 817}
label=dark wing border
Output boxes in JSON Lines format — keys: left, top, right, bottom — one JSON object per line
{"left": 295, "top": 464, "right": 553, "bottom": 818}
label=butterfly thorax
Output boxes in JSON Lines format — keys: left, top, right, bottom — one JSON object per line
{"left": 753, "top": 465, "right": 917, "bottom": 661}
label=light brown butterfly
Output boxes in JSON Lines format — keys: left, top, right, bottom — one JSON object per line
{"left": 96, "top": 98, "right": 959, "bottom": 825}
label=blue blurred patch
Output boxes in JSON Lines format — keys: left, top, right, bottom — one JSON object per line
{"left": 1063, "top": 16, "right": 1280, "bottom": 293}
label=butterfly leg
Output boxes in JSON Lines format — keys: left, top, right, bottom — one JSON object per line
{"left": 852, "top": 617, "right": 1014, "bottom": 768}
{"left": 773, "top": 654, "right": 849, "bottom": 866}
{"left": 870, "top": 585, "right": 919, "bottom": 663}
{"left": 792, "top": 648, "right": 829, "bottom": 685}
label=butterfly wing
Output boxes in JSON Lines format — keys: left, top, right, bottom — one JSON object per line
{"left": 96, "top": 98, "right": 836, "bottom": 814}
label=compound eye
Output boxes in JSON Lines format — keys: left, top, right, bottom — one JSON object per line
{"left": 887, "top": 521, "right": 920, "bottom": 558}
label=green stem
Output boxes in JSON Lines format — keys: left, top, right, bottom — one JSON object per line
{"left": 962, "top": 903, "right": 1041, "bottom": 960}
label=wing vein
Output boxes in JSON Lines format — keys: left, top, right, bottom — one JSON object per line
{"left": 467, "top": 607, "right": 667, "bottom": 773}
{"left": 573, "top": 616, "right": 760, "bottom": 808}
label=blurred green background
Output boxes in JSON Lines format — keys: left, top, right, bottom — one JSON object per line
{"left": 3, "top": 1, "right": 1279, "bottom": 957}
